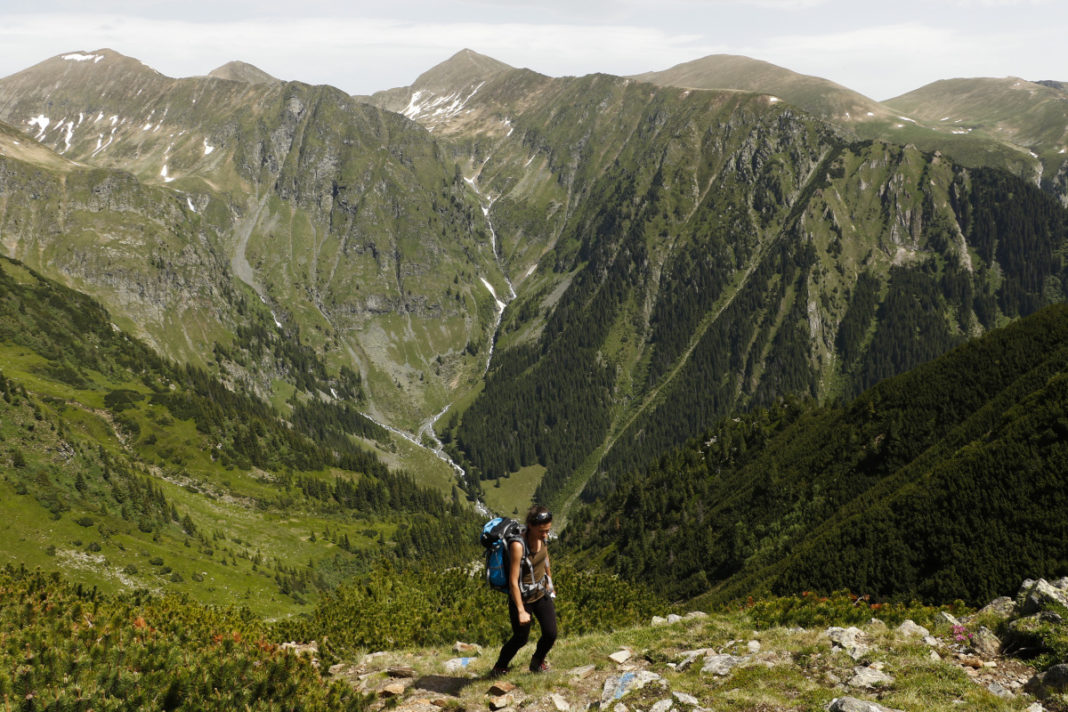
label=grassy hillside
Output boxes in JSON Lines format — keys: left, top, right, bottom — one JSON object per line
{"left": 563, "top": 303, "right": 1068, "bottom": 606}
{"left": 6, "top": 562, "right": 1064, "bottom": 711}
{"left": 0, "top": 254, "right": 478, "bottom": 617}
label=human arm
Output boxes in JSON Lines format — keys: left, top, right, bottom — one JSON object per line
{"left": 508, "top": 540, "right": 531, "bottom": 625}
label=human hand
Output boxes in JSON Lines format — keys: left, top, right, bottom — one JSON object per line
{"left": 518, "top": 609, "right": 531, "bottom": 625}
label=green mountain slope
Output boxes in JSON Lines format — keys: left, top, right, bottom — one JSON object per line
{"left": 631, "top": 54, "right": 1062, "bottom": 207}
{"left": 389, "top": 57, "right": 1068, "bottom": 513}
{"left": 885, "top": 77, "right": 1068, "bottom": 202}
{"left": 0, "top": 49, "right": 505, "bottom": 433}
{"left": 0, "top": 254, "right": 477, "bottom": 615}
{"left": 562, "top": 303, "right": 1068, "bottom": 605}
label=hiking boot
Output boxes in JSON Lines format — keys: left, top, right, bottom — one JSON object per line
{"left": 488, "top": 666, "right": 509, "bottom": 679}
{"left": 529, "top": 659, "right": 551, "bottom": 673}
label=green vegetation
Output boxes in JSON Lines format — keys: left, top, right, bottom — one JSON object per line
{"left": 564, "top": 303, "right": 1068, "bottom": 606}
{"left": 274, "top": 556, "right": 665, "bottom": 667}
{"left": 0, "top": 255, "right": 478, "bottom": 614}
{"left": 0, "top": 565, "right": 368, "bottom": 711}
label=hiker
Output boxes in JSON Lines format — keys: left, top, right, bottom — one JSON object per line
{"left": 490, "top": 505, "right": 556, "bottom": 675}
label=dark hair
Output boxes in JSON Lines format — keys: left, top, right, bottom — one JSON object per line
{"left": 526, "top": 505, "right": 552, "bottom": 526}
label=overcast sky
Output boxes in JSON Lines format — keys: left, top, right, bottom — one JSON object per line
{"left": 1, "top": 0, "right": 1064, "bottom": 101}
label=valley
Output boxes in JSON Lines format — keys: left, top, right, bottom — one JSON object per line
{"left": 0, "top": 43, "right": 1065, "bottom": 710}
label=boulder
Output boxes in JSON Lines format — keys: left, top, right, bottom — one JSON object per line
{"left": 650, "top": 700, "right": 673, "bottom": 712}
{"left": 895, "top": 620, "right": 929, "bottom": 638}
{"left": 970, "top": 626, "right": 1002, "bottom": 658}
{"left": 609, "top": 649, "right": 633, "bottom": 664}
{"left": 489, "top": 694, "right": 512, "bottom": 711}
{"left": 827, "top": 697, "right": 903, "bottom": 712}
{"left": 826, "top": 627, "right": 869, "bottom": 660}
{"left": 978, "top": 596, "right": 1017, "bottom": 619}
{"left": 652, "top": 615, "right": 669, "bottom": 626}
{"left": 1019, "top": 579, "right": 1068, "bottom": 615}
{"left": 1025, "top": 664, "right": 1068, "bottom": 699}
{"left": 550, "top": 693, "right": 571, "bottom": 711}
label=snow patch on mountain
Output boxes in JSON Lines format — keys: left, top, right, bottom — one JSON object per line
{"left": 403, "top": 81, "right": 486, "bottom": 123}
{"left": 28, "top": 115, "right": 50, "bottom": 139}
{"left": 62, "top": 53, "right": 104, "bottom": 63}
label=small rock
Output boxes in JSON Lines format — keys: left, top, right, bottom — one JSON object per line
{"left": 868, "top": 619, "right": 887, "bottom": 633}
{"left": 929, "top": 650, "right": 941, "bottom": 661}
{"left": 489, "top": 694, "right": 512, "bottom": 711}
{"left": 388, "top": 666, "right": 417, "bottom": 678}
{"left": 847, "top": 666, "right": 894, "bottom": 689}
{"left": 443, "top": 657, "right": 476, "bottom": 673}
{"left": 550, "top": 693, "right": 570, "bottom": 711}
{"left": 922, "top": 635, "right": 940, "bottom": 648}
{"left": 666, "top": 613, "right": 683, "bottom": 624}
{"left": 685, "top": 611, "right": 708, "bottom": 620}
{"left": 651, "top": 615, "right": 668, "bottom": 626}
{"left": 1026, "top": 704, "right": 1046, "bottom": 712}
{"left": 676, "top": 649, "right": 712, "bottom": 672}
{"left": 650, "top": 700, "right": 673, "bottom": 712}
{"left": 488, "top": 681, "right": 516, "bottom": 696}
{"left": 747, "top": 640, "right": 762, "bottom": 654}
{"left": 827, "top": 697, "right": 904, "bottom": 712}
{"left": 572, "top": 661, "right": 598, "bottom": 678}
{"left": 938, "top": 611, "right": 962, "bottom": 627}
{"left": 380, "top": 682, "right": 407, "bottom": 697}
{"left": 987, "top": 681, "right": 1014, "bottom": 699}
{"left": 609, "top": 649, "right": 633, "bottom": 664}
{"left": 701, "top": 654, "right": 747, "bottom": 676}
{"left": 613, "top": 705, "right": 628, "bottom": 712}
{"left": 673, "top": 690, "right": 701, "bottom": 706}
{"left": 601, "top": 671, "right": 662, "bottom": 705}
{"left": 895, "top": 620, "right": 929, "bottom": 638}
{"left": 569, "top": 664, "right": 596, "bottom": 680}
{"left": 453, "top": 641, "right": 482, "bottom": 655}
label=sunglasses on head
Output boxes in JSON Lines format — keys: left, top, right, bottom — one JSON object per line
{"left": 532, "top": 511, "right": 553, "bottom": 524}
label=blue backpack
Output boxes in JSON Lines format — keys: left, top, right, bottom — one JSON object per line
{"left": 480, "top": 517, "right": 546, "bottom": 600}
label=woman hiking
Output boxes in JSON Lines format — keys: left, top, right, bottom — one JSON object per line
{"left": 490, "top": 505, "right": 556, "bottom": 676}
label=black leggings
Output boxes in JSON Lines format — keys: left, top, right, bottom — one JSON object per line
{"left": 494, "top": 595, "right": 557, "bottom": 669}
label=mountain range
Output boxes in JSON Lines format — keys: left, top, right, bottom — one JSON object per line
{"left": 0, "top": 46, "right": 1066, "bottom": 601}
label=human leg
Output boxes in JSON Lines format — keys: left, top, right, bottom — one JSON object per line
{"left": 527, "top": 595, "right": 557, "bottom": 670}
{"left": 493, "top": 598, "right": 531, "bottom": 670}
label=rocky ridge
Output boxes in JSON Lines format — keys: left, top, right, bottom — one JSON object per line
{"left": 284, "top": 578, "right": 1068, "bottom": 712}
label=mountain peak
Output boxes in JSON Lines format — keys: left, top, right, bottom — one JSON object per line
{"left": 631, "top": 53, "right": 891, "bottom": 123}
{"left": 206, "top": 60, "right": 280, "bottom": 86}
{"left": 409, "top": 48, "right": 513, "bottom": 92}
